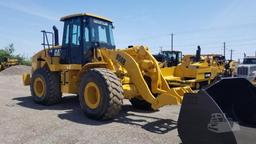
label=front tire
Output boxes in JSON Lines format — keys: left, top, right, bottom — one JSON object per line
{"left": 30, "top": 67, "right": 62, "bottom": 105}
{"left": 79, "top": 68, "right": 124, "bottom": 120}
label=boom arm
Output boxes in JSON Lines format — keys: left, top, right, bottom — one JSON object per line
{"left": 100, "top": 46, "right": 193, "bottom": 109}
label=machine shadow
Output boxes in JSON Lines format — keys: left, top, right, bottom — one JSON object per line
{"left": 14, "top": 95, "right": 177, "bottom": 134}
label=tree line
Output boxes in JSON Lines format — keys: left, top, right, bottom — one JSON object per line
{"left": 0, "top": 43, "right": 31, "bottom": 66}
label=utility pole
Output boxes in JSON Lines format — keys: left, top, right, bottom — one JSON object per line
{"left": 170, "top": 33, "right": 174, "bottom": 51}
{"left": 230, "top": 49, "right": 233, "bottom": 60}
{"left": 223, "top": 42, "right": 226, "bottom": 57}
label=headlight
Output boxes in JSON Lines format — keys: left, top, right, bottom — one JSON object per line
{"left": 205, "top": 73, "right": 211, "bottom": 78}
{"left": 249, "top": 71, "right": 256, "bottom": 76}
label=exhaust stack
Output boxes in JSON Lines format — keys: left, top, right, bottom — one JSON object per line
{"left": 53, "top": 25, "right": 59, "bottom": 46}
{"left": 195, "top": 45, "right": 201, "bottom": 62}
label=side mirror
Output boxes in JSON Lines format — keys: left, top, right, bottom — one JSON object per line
{"left": 92, "top": 42, "right": 100, "bottom": 48}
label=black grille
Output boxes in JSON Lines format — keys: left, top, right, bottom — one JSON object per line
{"left": 237, "top": 67, "right": 248, "bottom": 75}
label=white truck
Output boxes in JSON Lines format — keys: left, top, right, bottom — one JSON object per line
{"left": 237, "top": 56, "right": 256, "bottom": 84}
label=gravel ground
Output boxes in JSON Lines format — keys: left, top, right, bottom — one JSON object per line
{"left": 0, "top": 65, "right": 31, "bottom": 76}
{"left": 0, "top": 73, "right": 182, "bottom": 144}
{"left": 2, "top": 66, "right": 255, "bottom": 144}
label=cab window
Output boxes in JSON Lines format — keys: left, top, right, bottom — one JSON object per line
{"left": 63, "top": 22, "right": 70, "bottom": 45}
{"left": 71, "top": 19, "right": 81, "bottom": 46}
{"left": 98, "top": 25, "right": 107, "bottom": 43}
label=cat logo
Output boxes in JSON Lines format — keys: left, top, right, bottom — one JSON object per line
{"left": 207, "top": 113, "right": 240, "bottom": 133}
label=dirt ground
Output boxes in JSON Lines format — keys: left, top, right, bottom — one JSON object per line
{"left": 0, "top": 65, "right": 31, "bottom": 76}
{"left": 0, "top": 66, "right": 182, "bottom": 144}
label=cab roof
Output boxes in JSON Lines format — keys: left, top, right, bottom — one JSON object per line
{"left": 60, "top": 13, "right": 112, "bottom": 22}
{"left": 201, "top": 54, "right": 223, "bottom": 56}
{"left": 162, "top": 50, "right": 182, "bottom": 53}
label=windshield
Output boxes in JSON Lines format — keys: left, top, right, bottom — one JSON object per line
{"left": 165, "top": 52, "right": 177, "bottom": 59}
{"left": 90, "top": 18, "right": 115, "bottom": 47}
{"left": 213, "top": 56, "right": 225, "bottom": 64}
{"left": 243, "top": 58, "right": 256, "bottom": 64}
{"left": 164, "top": 51, "right": 182, "bottom": 62}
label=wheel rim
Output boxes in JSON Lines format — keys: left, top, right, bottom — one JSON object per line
{"left": 84, "top": 82, "right": 101, "bottom": 109}
{"left": 33, "top": 77, "right": 46, "bottom": 97}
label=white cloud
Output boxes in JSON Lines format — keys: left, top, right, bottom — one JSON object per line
{"left": 208, "top": 0, "right": 256, "bottom": 28}
{"left": 0, "top": 1, "right": 57, "bottom": 21}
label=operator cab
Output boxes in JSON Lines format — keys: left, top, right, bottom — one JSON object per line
{"left": 154, "top": 50, "right": 182, "bottom": 67}
{"left": 46, "top": 13, "right": 115, "bottom": 64}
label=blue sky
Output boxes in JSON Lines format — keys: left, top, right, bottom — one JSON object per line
{"left": 0, "top": 0, "right": 255, "bottom": 60}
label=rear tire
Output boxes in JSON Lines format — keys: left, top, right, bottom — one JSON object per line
{"left": 30, "top": 67, "right": 62, "bottom": 105}
{"left": 79, "top": 68, "right": 124, "bottom": 120}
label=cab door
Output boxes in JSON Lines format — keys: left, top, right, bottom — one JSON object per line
{"left": 70, "top": 18, "right": 82, "bottom": 64}
{"left": 60, "top": 18, "right": 82, "bottom": 64}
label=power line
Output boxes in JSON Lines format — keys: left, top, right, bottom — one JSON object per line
{"left": 170, "top": 33, "right": 174, "bottom": 51}
{"left": 224, "top": 42, "right": 226, "bottom": 57}
{"left": 118, "top": 22, "right": 256, "bottom": 45}
{"left": 230, "top": 49, "right": 234, "bottom": 60}
{"left": 175, "top": 22, "right": 256, "bottom": 36}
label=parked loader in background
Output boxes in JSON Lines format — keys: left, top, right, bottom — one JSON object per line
{"left": 22, "top": 13, "right": 256, "bottom": 143}
{"left": 201, "top": 54, "right": 237, "bottom": 78}
{"left": 0, "top": 57, "right": 19, "bottom": 71}
{"left": 156, "top": 47, "right": 237, "bottom": 89}
{"left": 153, "top": 50, "right": 182, "bottom": 67}
{"left": 155, "top": 46, "right": 212, "bottom": 89}
{"left": 6, "top": 58, "right": 19, "bottom": 67}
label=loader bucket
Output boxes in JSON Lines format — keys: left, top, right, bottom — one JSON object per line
{"left": 178, "top": 78, "right": 256, "bottom": 144}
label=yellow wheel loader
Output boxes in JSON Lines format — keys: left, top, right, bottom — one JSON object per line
{"left": 201, "top": 54, "right": 226, "bottom": 77}
{"left": 155, "top": 47, "right": 212, "bottom": 89}
{"left": 23, "top": 13, "right": 193, "bottom": 118}
{"left": 0, "top": 57, "right": 19, "bottom": 71}
{"left": 6, "top": 58, "right": 19, "bottom": 67}
{"left": 0, "top": 57, "right": 8, "bottom": 71}
{"left": 22, "top": 13, "right": 256, "bottom": 143}
{"left": 153, "top": 50, "right": 182, "bottom": 67}
{"left": 200, "top": 54, "right": 237, "bottom": 78}
{"left": 0, "top": 64, "right": 3, "bottom": 71}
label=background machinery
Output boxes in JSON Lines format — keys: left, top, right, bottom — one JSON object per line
{"left": 237, "top": 56, "right": 256, "bottom": 84}
{"left": 156, "top": 46, "right": 237, "bottom": 89}
{"left": 156, "top": 46, "right": 212, "bottom": 89}
{"left": 201, "top": 54, "right": 237, "bottom": 78}
{"left": 0, "top": 57, "right": 19, "bottom": 71}
{"left": 22, "top": 13, "right": 256, "bottom": 143}
{"left": 154, "top": 50, "right": 182, "bottom": 67}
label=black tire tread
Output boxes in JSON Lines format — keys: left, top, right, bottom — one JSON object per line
{"left": 30, "top": 67, "right": 62, "bottom": 105}
{"left": 80, "top": 68, "right": 124, "bottom": 120}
